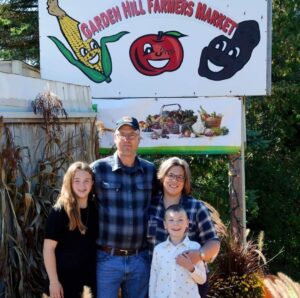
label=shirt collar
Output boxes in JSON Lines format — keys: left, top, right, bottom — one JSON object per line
{"left": 182, "top": 235, "right": 191, "bottom": 246}
{"left": 164, "top": 235, "right": 190, "bottom": 248}
{"left": 112, "top": 152, "right": 144, "bottom": 173}
{"left": 112, "top": 152, "right": 122, "bottom": 171}
{"left": 158, "top": 193, "right": 185, "bottom": 207}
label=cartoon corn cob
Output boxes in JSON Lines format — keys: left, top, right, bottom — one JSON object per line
{"left": 47, "top": 0, "right": 128, "bottom": 83}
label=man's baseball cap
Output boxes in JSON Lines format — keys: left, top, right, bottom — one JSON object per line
{"left": 115, "top": 116, "right": 140, "bottom": 131}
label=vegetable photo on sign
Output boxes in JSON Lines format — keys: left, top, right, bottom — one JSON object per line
{"left": 139, "top": 104, "right": 229, "bottom": 139}
{"left": 94, "top": 97, "right": 241, "bottom": 155}
{"left": 196, "top": 105, "right": 229, "bottom": 137}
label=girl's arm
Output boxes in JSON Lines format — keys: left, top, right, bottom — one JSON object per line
{"left": 186, "top": 239, "right": 220, "bottom": 264}
{"left": 43, "top": 239, "right": 64, "bottom": 298}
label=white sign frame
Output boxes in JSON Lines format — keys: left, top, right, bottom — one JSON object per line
{"left": 39, "top": 0, "right": 271, "bottom": 98}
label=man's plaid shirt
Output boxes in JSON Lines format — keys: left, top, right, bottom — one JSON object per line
{"left": 91, "top": 152, "right": 157, "bottom": 250}
{"left": 147, "top": 193, "right": 219, "bottom": 251}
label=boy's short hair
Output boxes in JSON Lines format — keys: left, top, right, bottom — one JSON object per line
{"left": 164, "top": 204, "right": 187, "bottom": 220}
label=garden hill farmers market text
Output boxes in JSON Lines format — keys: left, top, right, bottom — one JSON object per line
{"left": 80, "top": 0, "right": 238, "bottom": 39}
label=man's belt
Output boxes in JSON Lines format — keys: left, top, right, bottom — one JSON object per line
{"left": 97, "top": 244, "right": 142, "bottom": 256}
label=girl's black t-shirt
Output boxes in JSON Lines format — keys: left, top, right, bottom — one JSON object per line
{"left": 44, "top": 200, "right": 98, "bottom": 295}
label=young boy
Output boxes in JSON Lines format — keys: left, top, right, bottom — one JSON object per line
{"left": 149, "top": 204, "right": 206, "bottom": 298}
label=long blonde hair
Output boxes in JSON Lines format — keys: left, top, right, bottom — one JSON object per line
{"left": 55, "top": 161, "right": 94, "bottom": 234}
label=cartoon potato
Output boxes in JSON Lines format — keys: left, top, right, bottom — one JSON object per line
{"left": 47, "top": 0, "right": 128, "bottom": 83}
{"left": 198, "top": 20, "right": 260, "bottom": 81}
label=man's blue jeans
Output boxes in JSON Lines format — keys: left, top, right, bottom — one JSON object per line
{"left": 96, "top": 249, "right": 150, "bottom": 298}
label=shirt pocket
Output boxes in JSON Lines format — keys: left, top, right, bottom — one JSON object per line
{"left": 100, "top": 181, "right": 121, "bottom": 202}
{"left": 101, "top": 181, "right": 121, "bottom": 190}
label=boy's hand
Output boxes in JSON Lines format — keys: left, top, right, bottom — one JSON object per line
{"left": 184, "top": 249, "right": 203, "bottom": 264}
{"left": 176, "top": 253, "right": 195, "bottom": 272}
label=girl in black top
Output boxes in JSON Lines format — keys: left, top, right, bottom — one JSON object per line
{"left": 43, "top": 161, "right": 97, "bottom": 298}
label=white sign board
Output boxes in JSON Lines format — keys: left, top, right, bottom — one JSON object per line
{"left": 39, "top": 0, "right": 271, "bottom": 97}
{"left": 94, "top": 97, "right": 242, "bottom": 154}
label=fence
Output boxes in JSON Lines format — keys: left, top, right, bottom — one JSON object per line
{"left": 0, "top": 66, "right": 99, "bottom": 297}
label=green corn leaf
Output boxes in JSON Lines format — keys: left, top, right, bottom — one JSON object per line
{"left": 48, "top": 36, "right": 111, "bottom": 83}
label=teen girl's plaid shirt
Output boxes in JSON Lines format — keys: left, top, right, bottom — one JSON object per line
{"left": 147, "top": 193, "right": 219, "bottom": 252}
{"left": 91, "top": 152, "right": 158, "bottom": 250}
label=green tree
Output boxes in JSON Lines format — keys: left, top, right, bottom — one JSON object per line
{"left": 246, "top": 0, "right": 300, "bottom": 281}
{"left": 0, "top": 0, "right": 39, "bottom": 66}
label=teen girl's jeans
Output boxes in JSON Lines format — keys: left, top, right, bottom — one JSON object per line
{"left": 96, "top": 249, "right": 150, "bottom": 298}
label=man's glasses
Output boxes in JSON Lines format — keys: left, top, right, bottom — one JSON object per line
{"left": 115, "top": 133, "right": 139, "bottom": 141}
{"left": 166, "top": 173, "right": 185, "bottom": 182}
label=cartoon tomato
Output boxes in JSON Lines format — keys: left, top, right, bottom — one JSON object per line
{"left": 130, "top": 31, "right": 186, "bottom": 76}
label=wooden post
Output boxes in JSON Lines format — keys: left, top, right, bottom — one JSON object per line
{"left": 228, "top": 97, "right": 246, "bottom": 245}
{"left": 0, "top": 116, "right": 3, "bottom": 147}
{"left": 229, "top": 153, "right": 246, "bottom": 245}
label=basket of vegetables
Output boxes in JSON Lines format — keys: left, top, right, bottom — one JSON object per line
{"left": 199, "top": 105, "right": 223, "bottom": 128}
{"left": 160, "top": 104, "right": 182, "bottom": 134}
{"left": 140, "top": 104, "right": 198, "bottom": 139}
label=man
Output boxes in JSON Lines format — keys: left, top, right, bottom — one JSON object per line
{"left": 91, "top": 116, "right": 158, "bottom": 298}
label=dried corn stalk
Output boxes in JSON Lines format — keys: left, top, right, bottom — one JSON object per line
{"left": 32, "top": 91, "right": 68, "bottom": 137}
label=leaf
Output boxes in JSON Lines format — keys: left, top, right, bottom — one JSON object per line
{"left": 164, "top": 31, "right": 187, "bottom": 38}
{"left": 48, "top": 36, "right": 110, "bottom": 83}
{"left": 100, "top": 31, "right": 129, "bottom": 78}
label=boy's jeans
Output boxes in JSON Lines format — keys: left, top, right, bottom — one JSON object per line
{"left": 96, "top": 249, "right": 150, "bottom": 298}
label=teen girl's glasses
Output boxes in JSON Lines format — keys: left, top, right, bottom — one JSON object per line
{"left": 166, "top": 173, "right": 185, "bottom": 182}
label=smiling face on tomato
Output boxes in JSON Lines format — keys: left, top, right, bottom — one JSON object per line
{"left": 130, "top": 31, "right": 185, "bottom": 76}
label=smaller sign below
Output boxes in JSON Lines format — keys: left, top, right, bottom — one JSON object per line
{"left": 94, "top": 97, "right": 242, "bottom": 155}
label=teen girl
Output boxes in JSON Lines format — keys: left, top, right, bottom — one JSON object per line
{"left": 43, "top": 162, "right": 97, "bottom": 298}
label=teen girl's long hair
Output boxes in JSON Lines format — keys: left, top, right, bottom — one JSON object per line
{"left": 54, "top": 161, "right": 94, "bottom": 234}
